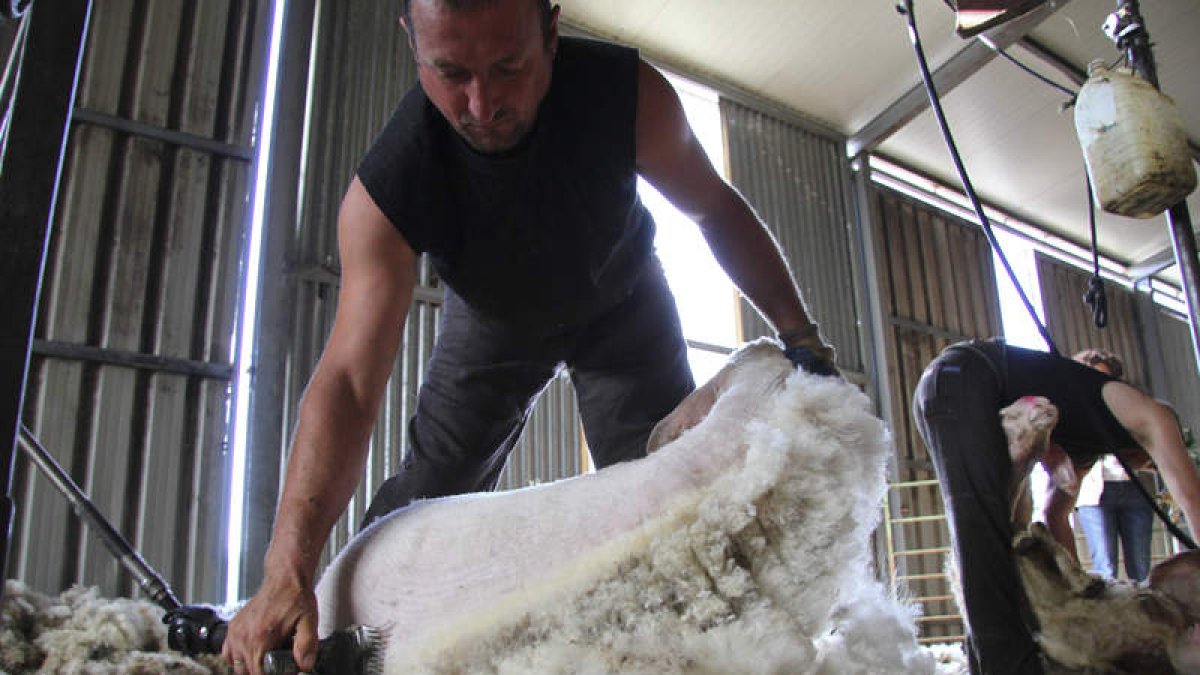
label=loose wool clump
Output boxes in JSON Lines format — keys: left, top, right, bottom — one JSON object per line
{"left": 318, "top": 341, "right": 951, "bottom": 674}
{"left": 0, "top": 580, "right": 228, "bottom": 674}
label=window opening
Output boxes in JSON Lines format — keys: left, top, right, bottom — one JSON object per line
{"left": 638, "top": 70, "right": 738, "bottom": 384}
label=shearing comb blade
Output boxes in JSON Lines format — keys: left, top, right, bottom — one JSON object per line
{"left": 262, "top": 624, "right": 384, "bottom": 675}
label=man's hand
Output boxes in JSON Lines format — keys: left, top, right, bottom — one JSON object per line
{"left": 222, "top": 573, "right": 319, "bottom": 675}
{"left": 784, "top": 344, "right": 839, "bottom": 377}
{"left": 779, "top": 324, "right": 839, "bottom": 378}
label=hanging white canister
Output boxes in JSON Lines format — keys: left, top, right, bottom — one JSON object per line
{"left": 1074, "top": 59, "right": 1196, "bottom": 219}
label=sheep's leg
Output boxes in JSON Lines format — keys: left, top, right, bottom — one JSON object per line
{"left": 1148, "top": 551, "right": 1200, "bottom": 674}
{"left": 999, "top": 396, "right": 1059, "bottom": 472}
{"left": 1010, "top": 481, "right": 1034, "bottom": 533}
{"left": 1149, "top": 550, "right": 1200, "bottom": 620}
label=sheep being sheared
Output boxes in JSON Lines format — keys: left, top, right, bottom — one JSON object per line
{"left": 315, "top": 340, "right": 939, "bottom": 674}
{"left": 1014, "top": 523, "right": 1200, "bottom": 675}
{"left": 997, "top": 396, "right": 1200, "bottom": 674}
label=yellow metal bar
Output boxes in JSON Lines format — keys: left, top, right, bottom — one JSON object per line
{"left": 889, "top": 479, "right": 942, "bottom": 489}
{"left": 916, "top": 629, "right": 964, "bottom": 638}
{"left": 889, "top": 514, "right": 948, "bottom": 524}
{"left": 915, "top": 614, "right": 965, "bottom": 623}
{"left": 892, "top": 546, "right": 951, "bottom": 557}
{"left": 895, "top": 572, "right": 949, "bottom": 582}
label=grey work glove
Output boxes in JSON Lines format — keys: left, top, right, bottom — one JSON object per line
{"left": 779, "top": 325, "right": 840, "bottom": 378}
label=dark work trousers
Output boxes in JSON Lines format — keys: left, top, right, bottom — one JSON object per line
{"left": 360, "top": 262, "right": 695, "bottom": 528}
{"left": 912, "top": 345, "right": 1045, "bottom": 675}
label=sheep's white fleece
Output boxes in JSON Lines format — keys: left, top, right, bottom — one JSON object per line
{"left": 320, "top": 343, "right": 942, "bottom": 674}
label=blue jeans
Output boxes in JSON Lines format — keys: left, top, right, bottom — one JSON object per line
{"left": 1077, "top": 480, "right": 1154, "bottom": 581}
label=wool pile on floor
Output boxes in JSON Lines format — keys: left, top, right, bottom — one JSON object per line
{"left": 0, "top": 580, "right": 227, "bottom": 674}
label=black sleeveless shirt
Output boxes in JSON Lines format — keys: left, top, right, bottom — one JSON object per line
{"left": 357, "top": 37, "right": 656, "bottom": 335}
{"left": 954, "top": 340, "right": 1140, "bottom": 463}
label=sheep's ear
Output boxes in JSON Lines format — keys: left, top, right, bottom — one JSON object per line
{"left": 1149, "top": 551, "right": 1200, "bottom": 622}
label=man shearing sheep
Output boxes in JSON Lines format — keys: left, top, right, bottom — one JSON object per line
{"left": 223, "top": 1, "right": 838, "bottom": 673}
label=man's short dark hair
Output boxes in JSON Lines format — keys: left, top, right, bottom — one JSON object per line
{"left": 403, "top": 0, "right": 555, "bottom": 45}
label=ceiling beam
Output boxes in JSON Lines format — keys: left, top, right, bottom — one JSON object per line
{"left": 846, "top": 0, "right": 1071, "bottom": 159}
{"left": 1128, "top": 246, "right": 1180, "bottom": 281}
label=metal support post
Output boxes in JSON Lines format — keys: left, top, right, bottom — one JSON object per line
{"left": 0, "top": 1, "right": 93, "bottom": 591}
{"left": 1107, "top": 0, "right": 1200, "bottom": 374}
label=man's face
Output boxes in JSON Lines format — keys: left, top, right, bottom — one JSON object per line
{"left": 405, "top": 0, "right": 558, "bottom": 154}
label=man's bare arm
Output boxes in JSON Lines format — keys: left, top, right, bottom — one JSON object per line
{"left": 223, "top": 177, "right": 417, "bottom": 675}
{"left": 1103, "top": 381, "right": 1200, "bottom": 542}
{"left": 632, "top": 61, "right": 831, "bottom": 366}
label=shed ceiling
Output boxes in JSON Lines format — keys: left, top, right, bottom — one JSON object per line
{"left": 559, "top": 0, "right": 1200, "bottom": 291}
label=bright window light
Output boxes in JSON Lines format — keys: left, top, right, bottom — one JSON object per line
{"left": 639, "top": 71, "right": 737, "bottom": 384}
{"left": 992, "top": 230, "right": 1058, "bottom": 515}
{"left": 994, "top": 229, "right": 1048, "bottom": 352}
{"left": 226, "top": 0, "right": 287, "bottom": 605}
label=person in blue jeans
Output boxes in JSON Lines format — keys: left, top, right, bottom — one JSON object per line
{"left": 1075, "top": 456, "right": 1155, "bottom": 581}
{"left": 1071, "top": 348, "right": 1155, "bottom": 582}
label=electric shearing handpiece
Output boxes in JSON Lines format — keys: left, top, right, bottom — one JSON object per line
{"left": 164, "top": 604, "right": 383, "bottom": 674}
{"left": 16, "top": 427, "right": 384, "bottom": 675}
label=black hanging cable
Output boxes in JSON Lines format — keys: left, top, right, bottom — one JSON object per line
{"left": 992, "top": 28, "right": 1193, "bottom": 552}
{"left": 1082, "top": 173, "right": 1109, "bottom": 328}
{"left": 900, "top": 0, "right": 1197, "bottom": 551}
{"left": 897, "top": 0, "right": 1058, "bottom": 355}
{"left": 986, "top": 48, "right": 1110, "bottom": 331}
{"left": 0, "top": 9, "right": 31, "bottom": 143}
{"left": 992, "top": 47, "right": 1077, "bottom": 99}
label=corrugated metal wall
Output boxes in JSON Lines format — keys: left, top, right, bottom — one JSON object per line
{"left": 1036, "top": 254, "right": 1200, "bottom": 438}
{"left": 867, "top": 184, "right": 1003, "bottom": 643}
{"left": 720, "top": 99, "right": 864, "bottom": 376}
{"left": 1036, "top": 255, "right": 1148, "bottom": 388}
{"left": 240, "top": 1, "right": 583, "bottom": 591}
{"left": 1155, "top": 309, "right": 1200, "bottom": 436}
{"left": 12, "top": 0, "right": 269, "bottom": 604}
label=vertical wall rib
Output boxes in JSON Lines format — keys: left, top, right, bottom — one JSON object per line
{"left": 868, "top": 184, "right": 1003, "bottom": 643}
{"left": 720, "top": 98, "right": 863, "bottom": 375}
{"left": 13, "top": 0, "right": 267, "bottom": 604}
{"left": 1035, "top": 254, "right": 1148, "bottom": 387}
